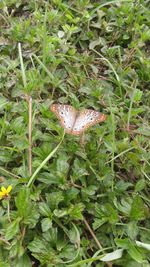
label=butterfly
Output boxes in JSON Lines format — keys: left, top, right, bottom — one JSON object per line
{"left": 50, "top": 104, "right": 106, "bottom": 135}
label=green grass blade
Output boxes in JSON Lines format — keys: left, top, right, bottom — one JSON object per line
{"left": 33, "top": 54, "right": 54, "bottom": 80}
{"left": 18, "top": 42, "right": 27, "bottom": 88}
{"left": 27, "top": 132, "right": 65, "bottom": 187}
{"left": 92, "top": 48, "right": 122, "bottom": 97}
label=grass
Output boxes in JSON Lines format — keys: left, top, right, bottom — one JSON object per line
{"left": 0, "top": 0, "right": 150, "bottom": 266}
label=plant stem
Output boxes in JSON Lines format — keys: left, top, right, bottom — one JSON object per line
{"left": 28, "top": 96, "right": 32, "bottom": 176}
{"left": 108, "top": 95, "right": 115, "bottom": 190}
{"left": 42, "top": 4, "right": 47, "bottom": 66}
{"left": 27, "top": 132, "right": 65, "bottom": 187}
{"left": 0, "top": 167, "right": 20, "bottom": 179}
{"left": 7, "top": 200, "right": 11, "bottom": 222}
{"left": 106, "top": 147, "right": 135, "bottom": 164}
{"left": 18, "top": 43, "right": 33, "bottom": 176}
{"left": 127, "top": 83, "right": 137, "bottom": 130}
{"left": 83, "top": 217, "right": 103, "bottom": 250}
{"left": 18, "top": 43, "right": 27, "bottom": 88}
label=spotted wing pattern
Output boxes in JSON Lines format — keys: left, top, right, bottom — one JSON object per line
{"left": 50, "top": 104, "right": 77, "bottom": 134}
{"left": 50, "top": 104, "right": 106, "bottom": 135}
{"left": 71, "top": 109, "right": 106, "bottom": 135}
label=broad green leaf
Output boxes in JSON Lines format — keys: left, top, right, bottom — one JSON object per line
{"left": 15, "top": 187, "right": 39, "bottom": 227}
{"left": 54, "top": 207, "right": 68, "bottom": 218}
{"left": 114, "top": 197, "right": 132, "bottom": 215}
{"left": 41, "top": 218, "right": 52, "bottom": 232}
{"left": 15, "top": 187, "right": 30, "bottom": 218}
{"left": 89, "top": 38, "right": 102, "bottom": 50}
{"left": 135, "top": 179, "right": 146, "bottom": 192}
{"left": 5, "top": 217, "right": 21, "bottom": 240}
{"left": 46, "top": 191, "right": 64, "bottom": 210}
{"left": 9, "top": 239, "right": 24, "bottom": 258}
{"left": 82, "top": 185, "right": 97, "bottom": 196}
{"left": 13, "top": 254, "right": 32, "bottom": 267}
{"left": 64, "top": 188, "right": 79, "bottom": 203}
{"left": 43, "top": 228, "right": 58, "bottom": 245}
{"left": 0, "top": 95, "right": 8, "bottom": 110}
{"left": 68, "top": 223, "right": 80, "bottom": 246}
{"left": 28, "top": 237, "right": 47, "bottom": 254}
{"left": 127, "top": 221, "right": 139, "bottom": 239}
{"left": 134, "top": 89, "right": 143, "bottom": 102}
{"left": 93, "top": 218, "right": 108, "bottom": 230}
{"left": 60, "top": 245, "right": 77, "bottom": 261}
{"left": 136, "top": 241, "right": 150, "bottom": 251}
{"left": 68, "top": 203, "right": 84, "bottom": 220}
{"left": 39, "top": 202, "right": 52, "bottom": 217}
{"left": 100, "top": 249, "right": 123, "bottom": 261}
{"left": 130, "top": 196, "right": 147, "bottom": 221}
{"left": 116, "top": 239, "right": 144, "bottom": 263}
{"left": 115, "top": 238, "right": 130, "bottom": 249}
{"left": 128, "top": 244, "right": 143, "bottom": 263}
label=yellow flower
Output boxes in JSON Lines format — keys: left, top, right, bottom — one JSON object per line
{"left": 0, "top": 185, "right": 12, "bottom": 200}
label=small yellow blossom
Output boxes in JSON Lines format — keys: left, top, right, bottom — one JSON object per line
{"left": 0, "top": 185, "right": 12, "bottom": 200}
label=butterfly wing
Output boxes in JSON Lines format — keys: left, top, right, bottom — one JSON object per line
{"left": 72, "top": 109, "right": 106, "bottom": 135}
{"left": 50, "top": 104, "right": 77, "bottom": 134}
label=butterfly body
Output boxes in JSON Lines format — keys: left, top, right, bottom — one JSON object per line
{"left": 51, "top": 104, "right": 106, "bottom": 135}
